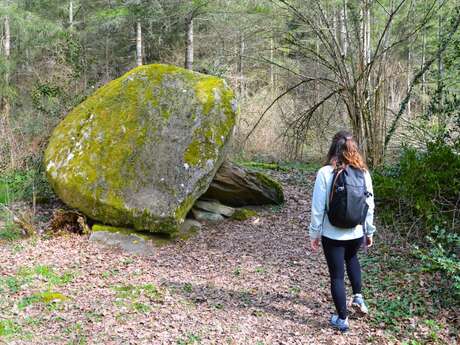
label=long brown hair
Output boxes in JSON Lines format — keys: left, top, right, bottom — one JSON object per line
{"left": 325, "top": 130, "right": 367, "bottom": 170}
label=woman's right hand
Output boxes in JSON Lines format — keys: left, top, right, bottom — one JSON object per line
{"left": 366, "top": 236, "right": 374, "bottom": 248}
{"left": 310, "top": 238, "right": 320, "bottom": 252}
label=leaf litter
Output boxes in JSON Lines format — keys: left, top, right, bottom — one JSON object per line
{"left": 0, "top": 171, "right": 396, "bottom": 344}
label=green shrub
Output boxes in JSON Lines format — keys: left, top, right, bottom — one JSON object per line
{"left": 414, "top": 226, "right": 460, "bottom": 306}
{"left": 0, "top": 164, "right": 54, "bottom": 205}
{"left": 374, "top": 140, "right": 460, "bottom": 306}
{"left": 374, "top": 141, "right": 460, "bottom": 234}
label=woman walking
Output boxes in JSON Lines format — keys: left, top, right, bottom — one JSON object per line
{"left": 309, "top": 130, "right": 376, "bottom": 332}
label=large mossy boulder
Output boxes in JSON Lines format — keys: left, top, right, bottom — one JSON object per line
{"left": 44, "top": 64, "right": 237, "bottom": 233}
{"left": 201, "top": 161, "right": 284, "bottom": 206}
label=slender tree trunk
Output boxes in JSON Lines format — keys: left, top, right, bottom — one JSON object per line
{"left": 4, "top": 16, "right": 10, "bottom": 59}
{"left": 315, "top": 38, "right": 320, "bottom": 105}
{"left": 421, "top": 29, "right": 426, "bottom": 114}
{"left": 340, "top": 0, "right": 348, "bottom": 57}
{"left": 69, "top": 1, "right": 73, "bottom": 28}
{"left": 270, "top": 35, "right": 274, "bottom": 92}
{"left": 437, "top": 0, "right": 443, "bottom": 111}
{"left": 105, "top": 35, "right": 110, "bottom": 81}
{"left": 407, "top": 45, "right": 411, "bottom": 117}
{"left": 1, "top": 14, "right": 15, "bottom": 169}
{"left": 136, "top": 21, "right": 142, "bottom": 66}
{"left": 82, "top": 8, "right": 87, "bottom": 89}
{"left": 238, "top": 33, "right": 245, "bottom": 99}
{"left": 365, "top": 1, "right": 371, "bottom": 65}
{"left": 185, "top": 15, "right": 193, "bottom": 70}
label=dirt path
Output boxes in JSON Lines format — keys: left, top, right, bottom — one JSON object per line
{"left": 0, "top": 172, "right": 388, "bottom": 345}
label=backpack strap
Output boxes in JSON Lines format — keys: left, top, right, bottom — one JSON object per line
{"left": 329, "top": 168, "right": 345, "bottom": 204}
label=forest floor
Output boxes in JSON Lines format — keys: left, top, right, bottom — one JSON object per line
{"left": 0, "top": 168, "right": 457, "bottom": 345}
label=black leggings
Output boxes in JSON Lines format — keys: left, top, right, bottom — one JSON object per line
{"left": 321, "top": 236, "right": 363, "bottom": 319}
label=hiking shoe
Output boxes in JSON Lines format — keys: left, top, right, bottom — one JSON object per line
{"left": 351, "top": 293, "right": 368, "bottom": 315}
{"left": 329, "top": 315, "right": 349, "bottom": 333}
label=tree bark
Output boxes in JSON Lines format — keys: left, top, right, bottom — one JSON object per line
{"left": 407, "top": 45, "right": 411, "bottom": 117}
{"left": 69, "top": 1, "right": 73, "bottom": 28}
{"left": 185, "top": 15, "right": 193, "bottom": 70}
{"left": 136, "top": 21, "right": 142, "bottom": 66}
{"left": 4, "top": 17, "right": 10, "bottom": 59}
{"left": 421, "top": 28, "right": 426, "bottom": 114}
{"left": 105, "top": 34, "right": 110, "bottom": 81}
{"left": 340, "top": 0, "right": 348, "bottom": 57}
{"left": 238, "top": 33, "right": 245, "bottom": 99}
{"left": 270, "top": 35, "right": 274, "bottom": 92}
{"left": 1, "top": 14, "right": 15, "bottom": 169}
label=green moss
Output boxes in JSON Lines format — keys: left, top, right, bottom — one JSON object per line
{"left": 174, "top": 195, "right": 196, "bottom": 221}
{"left": 254, "top": 172, "right": 284, "bottom": 204}
{"left": 184, "top": 79, "right": 236, "bottom": 168}
{"left": 92, "top": 223, "right": 175, "bottom": 246}
{"left": 171, "top": 224, "right": 199, "bottom": 241}
{"left": 93, "top": 224, "right": 137, "bottom": 235}
{"left": 19, "top": 290, "right": 69, "bottom": 309}
{"left": 183, "top": 140, "right": 201, "bottom": 167}
{"left": 231, "top": 208, "right": 258, "bottom": 221}
{"left": 194, "top": 77, "right": 224, "bottom": 115}
{"left": 37, "top": 291, "right": 69, "bottom": 303}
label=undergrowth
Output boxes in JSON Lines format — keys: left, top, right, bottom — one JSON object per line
{"left": 0, "top": 163, "right": 54, "bottom": 205}
{"left": 361, "top": 238, "right": 458, "bottom": 343}
{"left": 369, "top": 139, "right": 459, "bottom": 343}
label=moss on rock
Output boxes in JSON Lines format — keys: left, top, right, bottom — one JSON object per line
{"left": 45, "top": 64, "right": 237, "bottom": 233}
{"left": 231, "top": 208, "right": 258, "bottom": 221}
{"left": 254, "top": 172, "right": 284, "bottom": 204}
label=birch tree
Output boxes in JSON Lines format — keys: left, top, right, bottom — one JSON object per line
{"left": 0, "top": 4, "right": 15, "bottom": 168}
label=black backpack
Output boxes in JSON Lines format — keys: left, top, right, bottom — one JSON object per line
{"left": 327, "top": 166, "right": 370, "bottom": 229}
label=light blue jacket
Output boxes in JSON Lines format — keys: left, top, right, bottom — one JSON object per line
{"left": 309, "top": 165, "right": 376, "bottom": 241}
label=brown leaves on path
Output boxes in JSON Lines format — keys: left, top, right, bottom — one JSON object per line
{"left": 0, "top": 172, "right": 389, "bottom": 345}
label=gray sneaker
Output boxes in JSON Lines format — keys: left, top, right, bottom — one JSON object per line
{"left": 351, "top": 293, "right": 368, "bottom": 315}
{"left": 330, "top": 315, "right": 349, "bottom": 332}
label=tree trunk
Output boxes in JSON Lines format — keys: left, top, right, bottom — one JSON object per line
{"left": 270, "top": 35, "right": 274, "bottom": 92}
{"left": 1, "top": 14, "right": 15, "bottom": 169}
{"left": 69, "top": 1, "right": 73, "bottom": 28}
{"left": 340, "top": 0, "right": 348, "bottom": 57}
{"left": 238, "top": 33, "right": 245, "bottom": 99}
{"left": 185, "top": 15, "right": 193, "bottom": 70}
{"left": 407, "top": 46, "right": 411, "bottom": 117}
{"left": 365, "top": 1, "right": 371, "bottom": 65}
{"left": 421, "top": 29, "right": 426, "bottom": 114}
{"left": 105, "top": 34, "right": 110, "bottom": 81}
{"left": 136, "top": 21, "right": 142, "bottom": 66}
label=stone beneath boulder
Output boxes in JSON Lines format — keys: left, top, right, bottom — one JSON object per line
{"left": 191, "top": 209, "right": 225, "bottom": 222}
{"left": 89, "top": 224, "right": 158, "bottom": 255}
{"left": 44, "top": 64, "right": 237, "bottom": 234}
{"left": 194, "top": 200, "right": 235, "bottom": 217}
{"left": 179, "top": 219, "right": 202, "bottom": 234}
{"left": 201, "top": 161, "right": 284, "bottom": 206}
{"left": 231, "top": 208, "right": 258, "bottom": 221}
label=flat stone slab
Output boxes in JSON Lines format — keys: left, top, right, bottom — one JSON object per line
{"left": 191, "top": 209, "right": 225, "bottom": 222}
{"left": 179, "top": 219, "right": 202, "bottom": 233}
{"left": 194, "top": 200, "right": 235, "bottom": 217}
{"left": 89, "top": 230, "right": 156, "bottom": 256}
{"left": 89, "top": 224, "right": 175, "bottom": 255}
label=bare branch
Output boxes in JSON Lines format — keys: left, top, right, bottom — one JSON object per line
{"left": 384, "top": 7, "right": 460, "bottom": 148}
{"left": 243, "top": 79, "right": 318, "bottom": 144}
